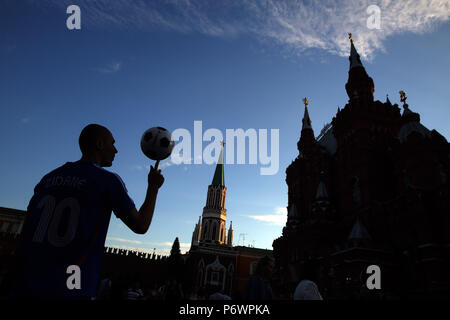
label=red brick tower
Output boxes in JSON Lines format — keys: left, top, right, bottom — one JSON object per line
{"left": 273, "top": 34, "right": 450, "bottom": 299}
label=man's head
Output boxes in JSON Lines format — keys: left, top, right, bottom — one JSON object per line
{"left": 255, "top": 255, "right": 274, "bottom": 279}
{"left": 79, "top": 124, "right": 117, "bottom": 167}
{"left": 301, "top": 259, "right": 319, "bottom": 282}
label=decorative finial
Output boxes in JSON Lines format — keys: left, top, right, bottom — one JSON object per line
{"left": 348, "top": 33, "right": 354, "bottom": 42}
{"left": 220, "top": 141, "right": 226, "bottom": 148}
{"left": 302, "top": 97, "right": 309, "bottom": 108}
{"left": 399, "top": 90, "right": 408, "bottom": 107}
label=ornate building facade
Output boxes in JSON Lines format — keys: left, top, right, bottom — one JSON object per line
{"left": 272, "top": 35, "right": 450, "bottom": 299}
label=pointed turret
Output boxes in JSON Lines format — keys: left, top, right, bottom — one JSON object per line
{"left": 302, "top": 102, "right": 312, "bottom": 130}
{"left": 297, "top": 97, "right": 316, "bottom": 154}
{"left": 347, "top": 218, "right": 372, "bottom": 248}
{"left": 349, "top": 34, "right": 363, "bottom": 70}
{"left": 191, "top": 216, "right": 202, "bottom": 247}
{"left": 227, "top": 221, "right": 233, "bottom": 247}
{"left": 315, "top": 181, "right": 328, "bottom": 199}
{"left": 345, "top": 33, "right": 375, "bottom": 101}
{"left": 311, "top": 177, "right": 335, "bottom": 223}
{"left": 386, "top": 94, "right": 392, "bottom": 106}
{"left": 211, "top": 144, "right": 225, "bottom": 186}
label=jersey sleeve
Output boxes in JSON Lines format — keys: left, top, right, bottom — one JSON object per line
{"left": 108, "top": 173, "right": 136, "bottom": 219}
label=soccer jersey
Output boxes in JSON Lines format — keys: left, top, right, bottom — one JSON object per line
{"left": 10, "top": 161, "right": 135, "bottom": 299}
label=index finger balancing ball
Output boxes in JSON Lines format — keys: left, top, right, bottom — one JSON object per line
{"left": 140, "top": 127, "right": 174, "bottom": 161}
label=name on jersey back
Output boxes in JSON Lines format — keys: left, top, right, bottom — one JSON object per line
{"left": 45, "top": 175, "right": 87, "bottom": 190}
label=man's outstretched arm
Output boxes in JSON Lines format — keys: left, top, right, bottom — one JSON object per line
{"left": 122, "top": 165, "right": 164, "bottom": 234}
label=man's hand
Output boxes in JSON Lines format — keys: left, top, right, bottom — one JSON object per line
{"left": 148, "top": 165, "right": 164, "bottom": 189}
{"left": 124, "top": 165, "right": 165, "bottom": 234}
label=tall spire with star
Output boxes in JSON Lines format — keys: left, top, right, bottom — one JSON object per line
{"left": 212, "top": 141, "right": 225, "bottom": 186}
{"left": 200, "top": 142, "right": 228, "bottom": 244}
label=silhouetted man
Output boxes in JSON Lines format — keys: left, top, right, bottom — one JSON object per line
{"left": 9, "top": 124, "right": 164, "bottom": 299}
{"left": 242, "top": 256, "right": 274, "bottom": 300}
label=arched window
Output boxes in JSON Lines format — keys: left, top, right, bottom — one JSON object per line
{"left": 203, "top": 221, "right": 209, "bottom": 240}
{"left": 205, "top": 256, "right": 226, "bottom": 291}
{"left": 197, "top": 259, "right": 205, "bottom": 287}
{"left": 250, "top": 261, "right": 258, "bottom": 275}
{"left": 212, "top": 222, "right": 217, "bottom": 241}
{"left": 219, "top": 226, "right": 224, "bottom": 242}
{"left": 227, "top": 264, "right": 234, "bottom": 295}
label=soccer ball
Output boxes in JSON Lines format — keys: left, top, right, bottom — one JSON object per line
{"left": 140, "top": 127, "right": 174, "bottom": 161}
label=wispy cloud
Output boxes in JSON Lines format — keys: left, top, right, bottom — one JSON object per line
{"left": 106, "top": 237, "right": 191, "bottom": 253}
{"left": 106, "top": 237, "right": 143, "bottom": 245}
{"left": 130, "top": 164, "right": 145, "bottom": 171}
{"left": 47, "top": 0, "right": 450, "bottom": 59}
{"left": 154, "top": 241, "right": 191, "bottom": 249}
{"left": 106, "top": 245, "right": 161, "bottom": 255}
{"left": 105, "top": 244, "right": 191, "bottom": 256}
{"left": 95, "top": 61, "right": 122, "bottom": 74}
{"left": 159, "top": 159, "right": 178, "bottom": 169}
{"left": 246, "top": 206, "right": 287, "bottom": 226}
{"left": 130, "top": 154, "right": 192, "bottom": 171}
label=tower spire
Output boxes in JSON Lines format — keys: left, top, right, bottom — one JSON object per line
{"left": 227, "top": 221, "right": 233, "bottom": 247}
{"left": 345, "top": 33, "right": 374, "bottom": 101}
{"left": 348, "top": 33, "right": 363, "bottom": 69}
{"left": 297, "top": 97, "right": 316, "bottom": 154}
{"left": 211, "top": 142, "right": 225, "bottom": 186}
{"left": 386, "top": 94, "right": 392, "bottom": 105}
{"left": 201, "top": 141, "right": 228, "bottom": 244}
{"left": 302, "top": 97, "right": 312, "bottom": 130}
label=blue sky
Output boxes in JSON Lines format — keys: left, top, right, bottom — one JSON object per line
{"left": 1, "top": 0, "right": 449, "bottom": 255}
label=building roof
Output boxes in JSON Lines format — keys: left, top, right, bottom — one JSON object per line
{"left": 317, "top": 127, "right": 337, "bottom": 155}
{"left": 399, "top": 104, "right": 431, "bottom": 143}
{"left": 399, "top": 121, "right": 431, "bottom": 142}
{"left": 0, "top": 207, "right": 26, "bottom": 221}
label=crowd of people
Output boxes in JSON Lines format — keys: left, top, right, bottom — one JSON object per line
{"left": 94, "top": 256, "right": 324, "bottom": 301}
{"left": 96, "top": 277, "right": 231, "bottom": 301}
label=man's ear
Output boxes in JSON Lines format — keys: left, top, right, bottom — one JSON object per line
{"left": 96, "top": 137, "right": 105, "bottom": 150}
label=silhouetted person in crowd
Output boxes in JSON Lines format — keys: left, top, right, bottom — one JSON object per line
{"left": 208, "top": 284, "right": 231, "bottom": 300}
{"left": 111, "top": 274, "right": 127, "bottom": 300}
{"left": 187, "top": 285, "right": 202, "bottom": 300}
{"left": 242, "top": 256, "right": 274, "bottom": 300}
{"left": 146, "top": 282, "right": 160, "bottom": 300}
{"left": 127, "top": 280, "right": 144, "bottom": 300}
{"left": 162, "top": 277, "right": 184, "bottom": 301}
{"left": 96, "top": 272, "right": 112, "bottom": 300}
{"left": 293, "top": 259, "right": 323, "bottom": 300}
{"left": 9, "top": 124, "right": 164, "bottom": 299}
